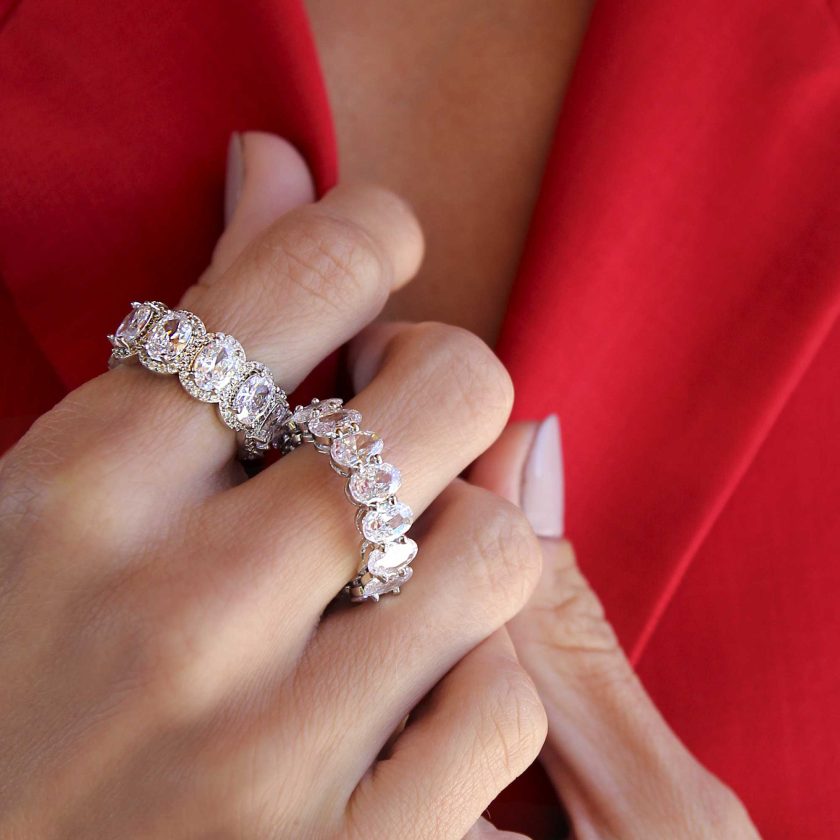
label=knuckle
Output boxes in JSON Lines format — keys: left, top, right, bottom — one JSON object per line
{"left": 477, "top": 663, "right": 547, "bottom": 785}
{"left": 407, "top": 322, "right": 514, "bottom": 420}
{"left": 249, "top": 209, "right": 387, "bottom": 316}
{"left": 464, "top": 489, "right": 542, "bottom": 608}
{"left": 531, "top": 543, "right": 622, "bottom": 662}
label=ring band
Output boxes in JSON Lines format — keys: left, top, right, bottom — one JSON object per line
{"left": 108, "top": 301, "right": 290, "bottom": 458}
{"left": 284, "top": 398, "right": 418, "bottom": 603}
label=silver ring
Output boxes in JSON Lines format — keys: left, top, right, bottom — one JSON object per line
{"left": 107, "top": 301, "right": 290, "bottom": 459}
{"left": 283, "top": 398, "right": 418, "bottom": 603}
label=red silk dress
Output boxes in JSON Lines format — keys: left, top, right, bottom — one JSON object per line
{"left": 1, "top": 1, "right": 839, "bottom": 837}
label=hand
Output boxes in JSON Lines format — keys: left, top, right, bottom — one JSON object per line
{"left": 469, "top": 418, "right": 762, "bottom": 839}
{"left": 0, "top": 133, "right": 547, "bottom": 839}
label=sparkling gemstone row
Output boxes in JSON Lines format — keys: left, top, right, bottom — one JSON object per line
{"left": 288, "top": 398, "right": 418, "bottom": 602}
{"left": 108, "top": 302, "right": 288, "bottom": 454}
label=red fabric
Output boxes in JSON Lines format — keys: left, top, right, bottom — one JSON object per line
{"left": 492, "top": 2, "right": 840, "bottom": 836}
{"left": 0, "top": 0, "right": 335, "bottom": 446}
{"left": 2, "top": 1, "right": 839, "bottom": 837}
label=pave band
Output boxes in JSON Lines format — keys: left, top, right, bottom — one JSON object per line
{"left": 108, "top": 301, "right": 290, "bottom": 458}
{"left": 284, "top": 398, "right": 418, "bottom": 603}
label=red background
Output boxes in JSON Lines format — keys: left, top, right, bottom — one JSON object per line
{"left": 1, "top": 1, "right": 839, "bottom": 836}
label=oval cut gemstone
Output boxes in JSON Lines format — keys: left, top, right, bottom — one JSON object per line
{"left": 232, "top": 374, "right": 274, "bottom": 426}
{"left": 193, "top": 336, "right": 241, "bottom": 393}
{"left": 367, "top": 538, "right": 418, "bottom": 577}
{"left": 363, "top": 566, "right": 413, "bottom": 598}
{"left": 362, "top": 501, "right": 413, "bottom": 543}
{"left": 112, "top": 304, "right": 152, "bottom": 347}
{"left": 292, "top": 398, "right": 342, "bottom": 427}
{"left": 349, "top": 462, "right": 401, "bottom": 504}
{"left": 308, "top": 407, "right": 361, "bottom": 439}
{"left": 331, "top": 431, "right": 383, "bottom": 469}
{"left": 144, "top": 311, "right": 193, "bottom": 361}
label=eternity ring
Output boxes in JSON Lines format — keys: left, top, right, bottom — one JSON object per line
{"left": 108, "top": 301, "right": 290, "bottom": 458}
{"left": 283, "top": 399, "right": 418, "bottom": 603}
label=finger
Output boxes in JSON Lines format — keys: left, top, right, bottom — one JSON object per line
{"left": 288, "top": 480, "right": 543, "bottom": 784}
{"left": 172, "top": 178, "right": 424, "bottom": 452}
{"left": 221, "top": 321, "right": 515, "bottom": 607}
{"left": 212, "top": 131, "right": 316, "bottom": 276}
{"left": 0, "top": 133, "right": 318, "bottom": 553}
{"left": 181, "top": 179, "right": 424, "bottom": 393}
{"left": 79, "top": 325, "right": 516, "bottom": 727}
{"left": 472, "top": 419, "right": 759, "bottom": 838}
{"left": 110, "top": 322, "right": 516, "bottom": 719}
{"left": 16, "top": 171, "right": 424, "bottom": 548}
{"left": 143, "top": 178, "right": 421, "bottom": 465}
{"left": 515, "top": 540, "right": 758, "bottom": 838}
{"left": 347, "top": 629, "right": 546, "bottom": 840}
{"left": 463, "top": 817, "right": 531, "bottom": 840}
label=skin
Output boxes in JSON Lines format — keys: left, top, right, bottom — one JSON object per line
{"left": 0, "top": 132, "right": 762, "bottom": 838}
{"left": 0, "top": 138, "right": 547, "bottom": 839}
{"left": 305, "top": 0, "right": 595, "bottom": 343}
{"left": 301, "top": 8, "right": 762, "bottom": 834}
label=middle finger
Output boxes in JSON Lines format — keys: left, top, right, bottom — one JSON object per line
{"left": 111, "top": 322, "right": 516, "bottom": 718}
{"left": 214, "top": 321, "right": 515, "bottom": 613}
{"left": 46, "top": 183, "right": 423, "bottom": 531}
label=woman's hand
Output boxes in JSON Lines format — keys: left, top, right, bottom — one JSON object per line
{"left": 0, "top": 133, "right": 547, "bottom": 839}
{"left": 471, "top": 418, "right": 762, "bottom": 839}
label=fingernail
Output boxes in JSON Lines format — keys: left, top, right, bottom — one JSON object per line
{"left": 521, "top": 414, "right": 564, "bottom": 539}
{"left": 224, "top": 132, "right": 245, "bottom": 225}
{"left": 469, "top": 816, "right": 532, "bottom": 839}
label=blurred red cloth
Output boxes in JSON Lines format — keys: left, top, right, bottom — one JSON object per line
{"left": 1, "top": 1, "right": 839, "bottom": 837}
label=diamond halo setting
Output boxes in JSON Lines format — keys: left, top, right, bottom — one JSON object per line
{"left": 219, "top": 361, "right": 280, "bottom": 432}
{"left": 139, "top": 309, "right": 206, "bottom": 374}
{"left": 107, "top": 301, "right": 288, "bottom": 458}
{"left": 180, "top": 333, "right": 246, "bottom": 403}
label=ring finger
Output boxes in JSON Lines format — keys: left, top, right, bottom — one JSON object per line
{"left": 131, "top": 177, "right": 421, "bottom": 467}
{"left": 143, "top": 322, "right": 519, "bottom": 705}
{"left": 40, "top": 142, "right": 423, "bottom": 528}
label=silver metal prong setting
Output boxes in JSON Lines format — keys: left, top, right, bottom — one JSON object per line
{"left": 285, "top": 398, "right": 418, "bottom": 604}
{"left": 108, "top": 300, "right": 166, "bottom": 362}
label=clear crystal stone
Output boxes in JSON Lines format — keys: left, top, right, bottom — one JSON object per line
{"left": 349, "top": 462, "right": 401, "bottom": 503}
{"left": 292, "top": 398, "right": 342, "bottom": 426}
{"left": 192, "top": 335, "right": 240, "bottom": 393}
{"left": 232, "top": 374, "right": 274, "bottom": 426}
{"left": 367, "top": 538, "right": 417, "bottom": 577}
{"left": 363, "top": 566, "right": 413, "bottom": 598}
{"left": 308, "top": 407, "right": 361, "bottom": 438}
{"left": 112, "top": 304, "right": 152, "bottom": 347}
{"left": 144, "top": 310, "right": 193, "bottom": 361}
{"left": 331, "top": 431, "right": 383, "bottom": 469}
{"left": 362, "top": 501, "right": 413, "bottom": 543}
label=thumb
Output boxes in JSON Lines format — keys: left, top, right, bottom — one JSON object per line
{"left": 470, "top": 418, "right": 759, "bottom": 838}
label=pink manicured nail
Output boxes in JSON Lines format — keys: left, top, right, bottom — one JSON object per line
{"left": 521, "top": 414, "right": 565, "bottom": 539}
{"left": 224, "top": 132, "right": 245, "bottom": 225}
{"left": 469, "top": 816, "right": 533, "bottom": 839}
